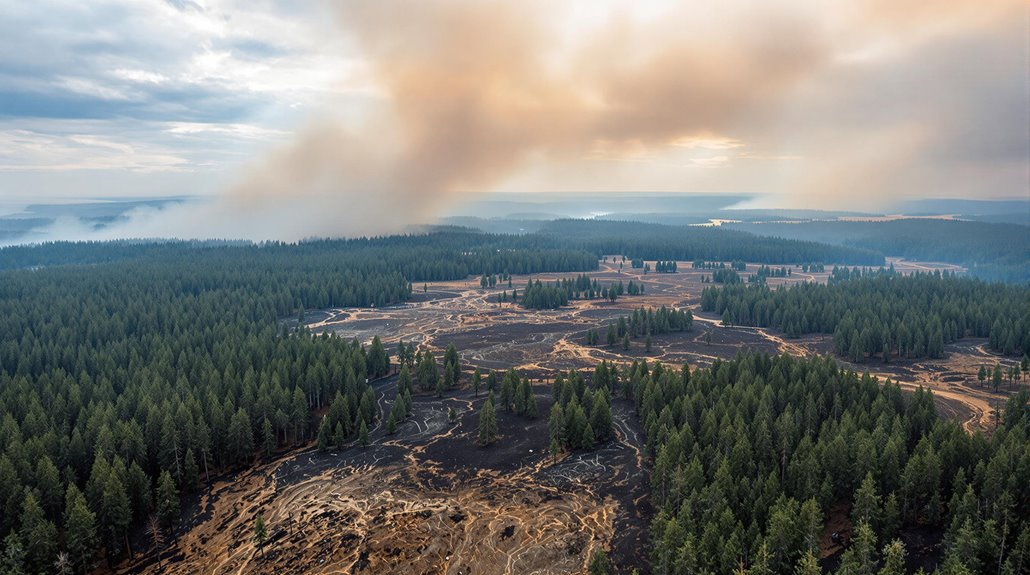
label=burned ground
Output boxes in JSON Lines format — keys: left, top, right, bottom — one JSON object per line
{"left": 125, "top": 375, "right": 649, "bottom": 575}
{"left": 125, "top": 257, "right": 1018, "bottom": 574}
{"left": 313, "top": 257, "right": 1007, "bottom": 433}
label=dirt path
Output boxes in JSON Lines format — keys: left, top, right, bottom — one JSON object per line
{"left": 302, "top": 257, "right": 1006, "bottom": 435}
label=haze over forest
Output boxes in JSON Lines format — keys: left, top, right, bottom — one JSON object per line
{"left": 0, "top": 3, "right": 1028, "bottom": 575}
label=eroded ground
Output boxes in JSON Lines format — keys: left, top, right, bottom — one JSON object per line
{"left": 127, "top": 377, "right": 648, "bottom": 575}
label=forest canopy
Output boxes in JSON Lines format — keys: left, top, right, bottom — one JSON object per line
{"left": 701, "top": 270, "right": 1029, "bottom": 359}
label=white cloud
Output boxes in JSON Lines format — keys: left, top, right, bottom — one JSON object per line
{"left": 0, "top": 129, "right": 188, "bottom": 173}
{"left": 112, "top": 68, "right": 169, "bottom": 85}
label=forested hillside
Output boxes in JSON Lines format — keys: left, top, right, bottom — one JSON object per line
{"left": 726, "top": 219, "right": 1030, "bottom": 283}
{"left": 536, "top": 220, "right": 885, "bottom": 266}
{"left": 635, "top": 353, "right": 1030, "bottom": 575}
{"left": 701, "top": 270, "right": 1029, "bottom": 359}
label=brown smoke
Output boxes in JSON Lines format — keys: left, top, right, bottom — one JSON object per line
{"left": 217, "top": 0, "right": 826, "bottom": 238}
{"left": 177, "top": 0, "right": 1023, "bottom": 239}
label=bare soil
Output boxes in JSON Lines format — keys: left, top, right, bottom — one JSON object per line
{"left": 312, "top": 257, "right": 1015, "bottom": 434}
{"left": 126, "top": 257, "right": 1021, "bottom": 574}
{"left": 121, "top": 376, "right": 649, "bottom": 575}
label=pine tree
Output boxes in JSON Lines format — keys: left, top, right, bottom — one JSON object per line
{"left": 589, "top": 393, "right": 612, "bottom": 444}
{"left": 399, "top": 363, "right": 413, "bottom": 395}
{"left": 582, "top": 422, "right": 596, "bottom": 450}
{"left": 417, "top": 352, "right": 439, "bottom": 391}
{"left": 227, "top": 408, "right": 254, "bottom": 465}
{"left": 368, "top": 336, "right": 390, "bottom": 378}
{"left": 838, "top": 521, "right": 877, "bottom": 575}
{"left": 853, "top": 472, "right": 881, "bottom": 529}
{"left": 182, "top": 449, "right": 199, "bottom": 492}
{"left": 20, "top": 491, "right": 57, "bottom": 574}
{"left": 254, "top": 515, "right": 267, "bottom": 557}
{"left": 333, "top": 423, "right": 346, "bottom": 450}
{"left": 478, "top": 395, "right": 499, "bottom": 446}
{"left": 881, "top": 493, "right": 901, "bottom": 541}
{"left": 799, "top": 498, "right": 822, "bottom": 554}
{"left": 794, "top": 551, "right": 820, "bottom": 575}
{"left": 358, "top": 419, "right": 369, "bottom": 448}
{"left": 155, "top": 470, "right": 180, "bottom": 534}
{"left": 101, "top": 472, "right": 131, "bottom": 559}
{"left": 878, "top": 540, "right": 906, "bottom": 575}
{"left": 500, "top": 370, "right": 516, "bottom": 412}
{"left": 444, "top": 343, "right": 461, "bottom": 386}
{"left": 588, "top": 548, "right": 612, "bottom": 575}
{"left": 262, "top": 417, "right": 275, "bottom": 459}
{"left": 317, "top": 418, "right": 331, "bottom": 451}
{"left": 63, "top": 485, "right": 97, "bottom": 574}
{"left": 549, "top": 404, "right": 566, "bottom": 447}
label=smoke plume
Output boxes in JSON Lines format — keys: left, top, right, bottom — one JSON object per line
{"left": 96, "top": 0, "right": 1025, "bottom": 240}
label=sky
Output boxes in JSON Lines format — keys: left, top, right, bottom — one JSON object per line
{"left": 0, "top": 0, "right": 1027, "bottom": 239}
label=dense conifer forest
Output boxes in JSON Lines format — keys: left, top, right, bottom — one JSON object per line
{"left": 726, "top": 219, "right": 1030, "bottom": 283}
{"left": 635, "top": 353, "right": 1030, "bottom": 575}
{"left": 0, "top": 221, "right": 886, "bottom": 274}
{"left": 700, "top": 270, "right": 1029, "bottom": 359}
{"left": 0, "top": 228, "right": 1024, "bottom": 575}
{"left": 0, "top": 236, "right": 599, "bottom": 573}
{"left": 517, "top": 275, "right": 636, "bottom": 309}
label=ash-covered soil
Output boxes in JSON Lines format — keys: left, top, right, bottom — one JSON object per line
{"left": 126, "top": 376, "right": 649, "bottom": 575}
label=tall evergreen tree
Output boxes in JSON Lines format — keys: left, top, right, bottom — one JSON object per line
{"left": 478, "top": 395, "right": 499, "bottom": 446}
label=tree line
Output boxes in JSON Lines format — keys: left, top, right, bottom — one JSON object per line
{"left": 535, "top": 220, "right": 884, "bottom": 266}
{"left": 700, "top": 270, "right": 1028, "bottom": 359}
{"left": 517, "top": 276, "right": 636, "bottom": 309}
{"left": 748, "top": 265, "right": 790, "bottom": 283}
{"left": 587, "top": 306, "right": 694, "bottom": 347}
